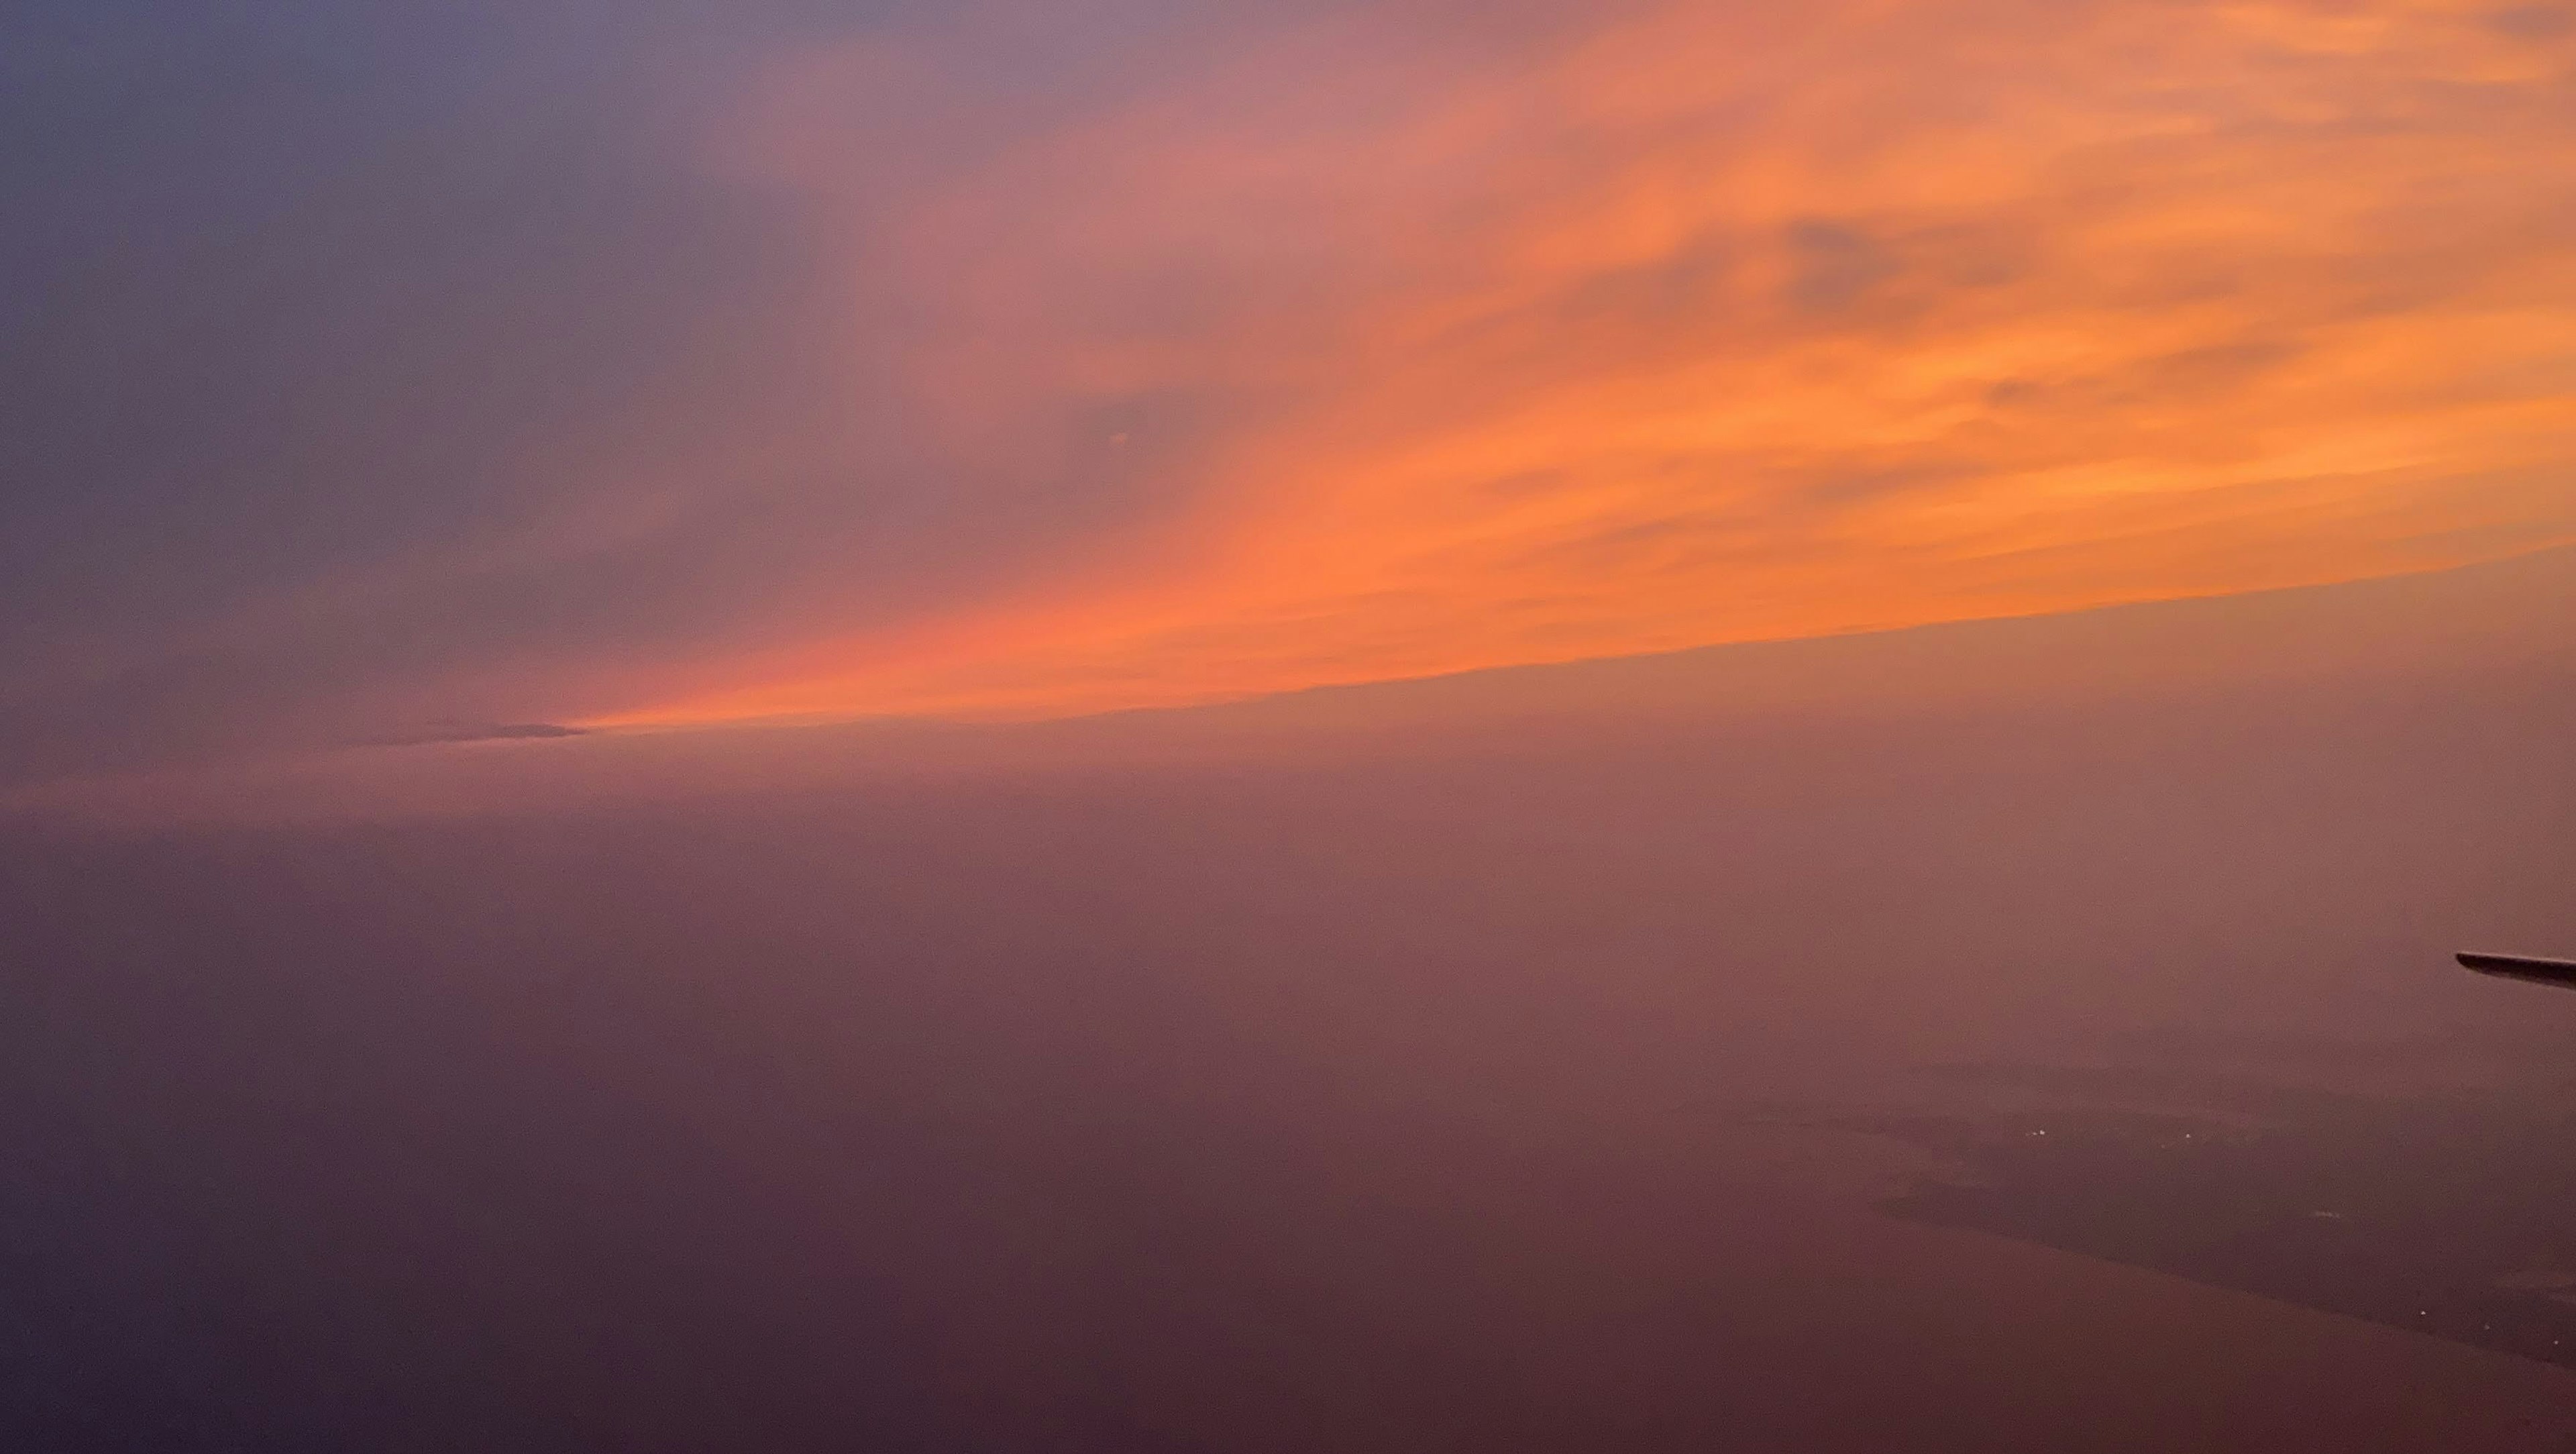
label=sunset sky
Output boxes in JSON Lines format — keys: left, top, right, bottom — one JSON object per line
{"left": 6, "top": 0, "right": 2573, "bottom": 773}
{"left": 13, "top": 9, "right": 2576, "bottom": 1445}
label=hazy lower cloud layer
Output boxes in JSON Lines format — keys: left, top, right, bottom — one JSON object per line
{"left": 7, "top": 0, "right": 2574, "bottom": 768}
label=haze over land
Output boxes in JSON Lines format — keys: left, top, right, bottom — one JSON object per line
{"left": 9, "top": 550, "right": 2576, "bottom": 1447}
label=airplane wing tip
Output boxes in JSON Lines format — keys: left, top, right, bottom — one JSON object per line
{"left": 2457, "top": 951, "right": 2576, "bottom": 988}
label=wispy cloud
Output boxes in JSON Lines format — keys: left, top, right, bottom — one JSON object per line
{"left": 607, "top": 0, "right": 2576, "bottom": 725}
{"left": 5, "top": 1, "right": 2571, "bottom": 773}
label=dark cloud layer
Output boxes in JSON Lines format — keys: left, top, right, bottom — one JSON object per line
{"left": 3, "top": 535, "right": 2573, "bottom": 1447}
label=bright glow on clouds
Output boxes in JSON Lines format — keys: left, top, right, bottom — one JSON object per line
{"left": 603, "top": 0, "right": 2576, "bottom": 725}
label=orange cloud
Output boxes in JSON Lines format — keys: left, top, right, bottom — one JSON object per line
{"left": 603, "top": 0, "right": 2576, "bottom": 727}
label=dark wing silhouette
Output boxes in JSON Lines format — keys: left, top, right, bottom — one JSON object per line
{"left": 2458, "top": 951, "right": 2576, "bottom": 990}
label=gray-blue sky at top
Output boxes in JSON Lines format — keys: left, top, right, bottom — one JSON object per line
{"left": 7, "top": 3, "right": 800, "bottom": 772}
{"left": 0, "top": 0, "right": 1314, "bottom": 777}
